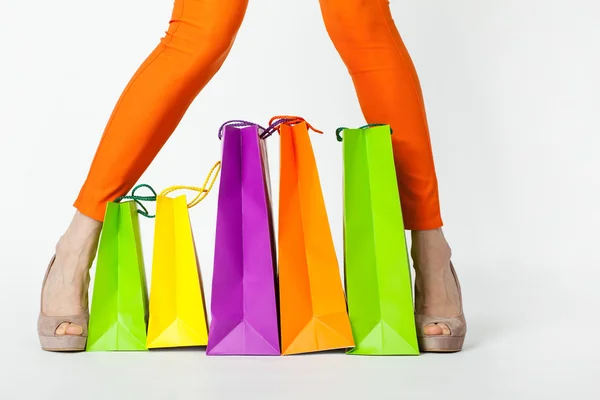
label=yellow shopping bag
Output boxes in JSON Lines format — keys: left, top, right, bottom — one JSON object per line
{"left": 146, "top": 163, "right": 221, "bottom": 349}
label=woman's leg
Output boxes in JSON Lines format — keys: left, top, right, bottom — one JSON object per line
{"left": 319, "top": 0, "right": 462, "bottom": 338}
{"left": 42, "top": 0, "right": 249, "bottom": 336}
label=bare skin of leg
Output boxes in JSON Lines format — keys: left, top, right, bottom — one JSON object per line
{"left": 412, "top": 229, "right": 461, "bottom": 335}
{"left": 42, "top": 211, "right": 101, "bottom": 335}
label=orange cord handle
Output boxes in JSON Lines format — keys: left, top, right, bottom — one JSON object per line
{"left": 261, "top": 116, "right": 323, "bottom": 138}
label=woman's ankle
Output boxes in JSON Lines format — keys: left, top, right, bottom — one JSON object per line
{"left": 410, "top": 228, "right": 452, "bottom": 271}
{"left": 411, "top": 228, "right": 462, "bottom": 317}
{"left": 54, "top": 211, "right": 102, "bottom": 269}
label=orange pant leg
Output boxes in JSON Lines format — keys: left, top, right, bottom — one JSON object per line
{"left": 319, "top": 0, "right": 443, "bottom": 230}
{"left": 74, "top": 0, "right": 249, "bottom": 221}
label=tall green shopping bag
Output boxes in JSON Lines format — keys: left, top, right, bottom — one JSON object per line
{"left": 86, "top": 184, "right": 156, "bottom": 351}
{"left": 338, "top": 124, "right": 419, "bottom": 355}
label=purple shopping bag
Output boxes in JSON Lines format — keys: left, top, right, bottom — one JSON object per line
{"left": 206, "top": 120, "right": 281, "bottom": 356}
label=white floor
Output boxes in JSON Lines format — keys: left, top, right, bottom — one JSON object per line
{"left": 4, "top": 258, "right": 597, "bottom": 400}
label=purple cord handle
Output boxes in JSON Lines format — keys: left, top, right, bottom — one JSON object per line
{"left": 260, "top": 118, "right": 296, "bottom": 139}
{"left": 218, "top": 119, "right": 295, "bottom": 140}
{"left": 218, "top": 120, "right": 265, "bottom": 140}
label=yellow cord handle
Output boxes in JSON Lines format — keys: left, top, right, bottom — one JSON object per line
{"left": 159, "top": 161, "right": 221, "bottom": 208}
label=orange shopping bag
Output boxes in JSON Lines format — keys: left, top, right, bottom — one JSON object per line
{"left": 268, "top": 116, "right": 355, "bottom": 355}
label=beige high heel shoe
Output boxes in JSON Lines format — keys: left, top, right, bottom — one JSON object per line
{"left": 38, "top": 256, "right": 89, "bottom": 352}
{"left": 415, "top": 262, "right": 466, "bottom": 352}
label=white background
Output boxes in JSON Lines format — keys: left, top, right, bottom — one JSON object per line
{"left": 1, "top": 0, "right": 599, "bottom": 398}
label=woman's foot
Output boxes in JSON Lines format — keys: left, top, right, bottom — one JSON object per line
{"left": 41, "top": 211, "right": 102, "bottom": 336}
{"left": 411, "top": 229, "right": 465, "bottom": 350}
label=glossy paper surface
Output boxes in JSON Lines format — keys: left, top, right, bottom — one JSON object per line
{"left": 342, "top": 125, "right": 419, "bottom": 355}
{"left": 86, "top": 201, "right": 149, "bottom": 351}
{"left": 146, "top": 195, "right": 209, "bottom": 349}
{"left": 278, "top": 122, "right": 354, "bottom": 355}
{"left": 207, "top": 124, "right": 280, "bottom": 356}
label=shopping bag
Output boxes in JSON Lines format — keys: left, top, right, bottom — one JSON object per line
{"left": 206, "top": 120, "right": 280, "bottom": 356}
{"left": 269, "top": 116, "right": 354, "bottom": 355}
{"left": 338, "top": 124, "right": 419, "bottom": 355}
{"left": 86, "top": 184, "right": 156, "bottom": 351}
{"left": 146, "top": 163, "right": 221, "bottom": 349}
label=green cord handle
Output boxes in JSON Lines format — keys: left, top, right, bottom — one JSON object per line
{"left": 115, "top": 183, "right": 158, "bottom": 218}
{"left": 335, "top": 124, "right": 393, "bottom": 142}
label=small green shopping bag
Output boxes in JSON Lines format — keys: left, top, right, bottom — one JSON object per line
{"left": 338, "top": 124, "right": 419, "bottom": 355}
{"left": 86, "top": 184, "right": 156, "bottom": 352}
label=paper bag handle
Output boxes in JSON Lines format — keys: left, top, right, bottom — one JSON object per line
{"left": 262, "top": 116, "right": 323, "bottom": 139}
{"left": 115, "top": 184, "right": 158, "bottom": 218}
{"left": 159, "top": 161, "right": 221, "bottom": 208}
{"left": 218, "top": 120, "right": 268, "bottom": 140}
{"left": 335, "top": 124, "right": 394, "bottom": 142}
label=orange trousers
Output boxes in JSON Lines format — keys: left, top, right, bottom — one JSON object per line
{"left": 74, "top": 0, "right": 442, "bottom": 230}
